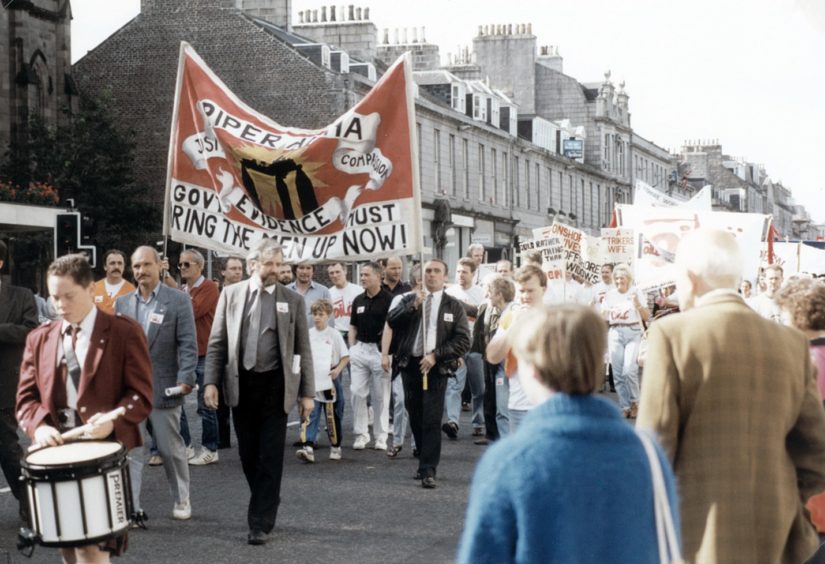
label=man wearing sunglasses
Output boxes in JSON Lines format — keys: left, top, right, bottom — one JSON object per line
{"left": 179, "top": 250, "right": 220, "bottom": 466}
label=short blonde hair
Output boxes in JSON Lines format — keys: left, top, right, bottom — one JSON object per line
{"left": 612, "top": 263, "right": 633, "bottom": 284}
{"left": 509, "top": 305, "right": 606, "bottom": 395}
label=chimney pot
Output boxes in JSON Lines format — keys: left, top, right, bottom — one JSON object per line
{"left": 356, "top": 6, "right": 362, "bottom": 20}
{"left": 348, "top": 5, "right": 354, "bottom": 20}
{"left": 299, "top": 11, "right": 304, "bottom": 23}
{"left": 321, "top": 6, "right": 327, "bottom": 22}
{"left": 478, "top": 25, "right": 483, "bottom": 36}
{"left": 507, "top": 23, "right": 513, "bottom": 34}
{"left": 330, "top": 5, "right": 336, "bottom": 21}
{"left": 412, "top": 27, "right": 418, "bottom": 43}
{"left": 528, "top": 23, "right": 532, "bottom": 35}
{"left": 383, "top": 28, "right": 389, "bottom": 44}
{"left": 421, "top": 26, "right": 426, "bottom": 42}
{"left": 312, "top": 9, "right": 318, "bottom": 22}
{"left": 402, "top": 28, "right": 408, "bottom": 43}
{"left": 364, "top": 7, "right": 369, "bottom": 19}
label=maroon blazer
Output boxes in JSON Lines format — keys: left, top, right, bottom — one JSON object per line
{"left": 16, "top": 310, "right": 153, "bottom": 450}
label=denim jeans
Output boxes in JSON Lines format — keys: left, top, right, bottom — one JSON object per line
{"left": 608, "top": 325, "right": 642, "bottom": 410}
{"left": 494, "top": 364, "right": 510, "bottom": 438}
{"left": 391, "top": 374, "right": 415, "bottom": 449}
{"left": 195, "top": 355, "right": 219, "bottom": 451}
{"left": 445, "top": 352, "right": 485, "bottom": 429}
{"left": 304, "top": 376, "right": 346, "bottom": 446}
{"left": 305, "top": 394, "right": 341, "bottom": 447}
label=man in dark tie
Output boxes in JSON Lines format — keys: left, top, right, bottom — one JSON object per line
{"left": 204, "top": 238, "right": 314, "bottom": 545}
{"left": 387, "top": 259, "right": 470, "bottom": 488}
{"left": 0, "top": 240, "right": 38, "bottom": 521}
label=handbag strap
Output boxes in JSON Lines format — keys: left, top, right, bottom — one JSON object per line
{"left": 637, "top": 430, "right": 682, "bottom": 563}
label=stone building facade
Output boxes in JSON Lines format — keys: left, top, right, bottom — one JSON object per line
{"left": 0, "top": 0, "right": 76, "bottom": 153}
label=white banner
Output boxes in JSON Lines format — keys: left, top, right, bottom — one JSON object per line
{"left": 600, "top": 228, "right": 635, "bottom": 266}
{"left": 633, "top": 180, "right": 712, "bottom": 210}
{"left": 616, "top": 205, "right": 769, "bottom": 291}
{"left": 532, "top": 222, "right": 601, "bottom": 284}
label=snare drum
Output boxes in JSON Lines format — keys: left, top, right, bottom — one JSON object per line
{"left": 21, "top": 440, "right": 132, "bottom": 547}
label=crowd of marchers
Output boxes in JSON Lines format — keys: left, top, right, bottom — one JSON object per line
{"left": 2, "top": 232, "right": 825, "bottom": 563}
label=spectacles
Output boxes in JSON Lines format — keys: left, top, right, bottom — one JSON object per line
{"left": 180, "top": 262, "right": 192, "bottom": 268}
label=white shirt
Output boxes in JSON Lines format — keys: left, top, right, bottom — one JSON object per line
{"left": 415, "top": 289, "right": 443, "bottom": 355}
{"left": 329, "top": 282, "right": 364, "bottom": 332}
{"left": 58, "top": 306, "right": 97, "bottom": 370}
{"left": 590, "top": 281, "right": 614, "bottom": 308}
{"left": 58, "top": 306, "right": 98, "bottom": 409}
{"left": 446, "top": 283, "right": 485, "bottom": 338}
{"left": 749, "top": 292, "right": 783, "bottom": 323}
{"left": 309, "top": 326, "right": 348, "bottom": 397}
{"left": 104, "top": 279, "right": 126, "bottom": 298}
{"left": 544, "top": 280, "right": 586, "bottom": 305}
{"left": 249, "top": 277, "right": 276, "bottom": 296}
{"left": 603, "top": 286, "right": 647, "bottom": 326}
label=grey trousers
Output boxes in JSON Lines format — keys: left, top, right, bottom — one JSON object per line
{"left": 129, "top": 405, "right": 190, "bottom": 509}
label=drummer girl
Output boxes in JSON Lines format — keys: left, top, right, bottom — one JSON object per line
{"left": 16, "top": 254, "right": 153, "bottom": 563}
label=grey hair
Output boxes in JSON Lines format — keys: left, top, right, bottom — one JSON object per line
{"left": 467, "top": 243, "right": 485, "bottom": 255}
{"left": 675, "top": 229, "right": 743, "bottom": 290}
{"left": 247, "top": 239, "right": 284, "bottom": 263}
{"left": 181, "top": 248, "right": 205, "bottom": 267}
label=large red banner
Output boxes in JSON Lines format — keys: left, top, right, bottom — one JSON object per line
{"left": 163, "top": 42, "right": 422, "bottom": 262}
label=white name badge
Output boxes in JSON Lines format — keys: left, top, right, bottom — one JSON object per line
{"left": 357, "top": 306, "right": 365, "bottom": 314}
{"left": 444, "top": 313, "right": 454, "bottom": 322}
{"left": 94, "top": 295, "right": 104, "bottom": 303}
{"left": 277, "top": 302, "right": 289, "bottom": 313}
{"left": 149, "top": 312, "right": 164, "bottom": 324}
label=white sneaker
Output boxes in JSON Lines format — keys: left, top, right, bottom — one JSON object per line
{"left": 374, "top": 439, "right": 387, "bottom": 451}
{"left": 188, "top": 449, "right": 219, "bottom": 466}
{"left": 353, "top": 436, "right": 368, "bottom": 450}
{"left": 329, "top": 447, "right": 342, "bottom": 460}
{"left": 186, "top": 445, "right": 195, "bottom": 460}
{"left": 296, "top": 446, "right": 315, "bottom": 463}
{"left": 172, "top": 499, "right": 191, "bottom": 520}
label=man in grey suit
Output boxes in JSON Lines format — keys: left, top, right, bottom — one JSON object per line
{"left": 0, "top": 240, "right": 38, "bottom": 521}
{"left": 204, "top": 238, "right": 314, "bottom": 546}
{"left": 115, "top": 246, "right": 197, "bottom": 521}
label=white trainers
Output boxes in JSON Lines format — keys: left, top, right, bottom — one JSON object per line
{"left": 172, "top": 499, "right": 191, "bottom": 520}
{"left": 148, "top": 454, "right": 163, "bottom": 466}
{"left": 374, "top": 439, "right": 387, "bottom": 451}
{"left": 353, "top": 436, "right": 368, "bottom": 450}
{"left": 186, "top": 445, "right": 195, "bottom": 460}
{"left": 189, "top": 449, "right": 219, "bottom": 466}
{"left": 296, "top": 446, "right": 315, "bottom": 463}
{"left": 329, "top": 447, "right": 342, "bottom": 460}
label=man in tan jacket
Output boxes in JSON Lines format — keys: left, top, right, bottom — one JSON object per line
{"left": 638, "top": 228, "right": 825, "bottom": 564}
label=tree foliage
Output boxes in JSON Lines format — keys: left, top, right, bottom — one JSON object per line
{"left": 1, "top": 91, "right": 160, "bottom": 257}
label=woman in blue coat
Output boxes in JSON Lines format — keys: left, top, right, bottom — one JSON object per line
{"left": 459, "top": 304, "right": 680, "bottom": 564}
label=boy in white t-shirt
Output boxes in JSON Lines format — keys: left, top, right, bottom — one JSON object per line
{"left": 297, "top": 299, "right": 349, "bottom": 463}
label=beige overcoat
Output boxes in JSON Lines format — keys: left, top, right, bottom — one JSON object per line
{"left": 638, "top": 292, "right": 825, "bottom": 564}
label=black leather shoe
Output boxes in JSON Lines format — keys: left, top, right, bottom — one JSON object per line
{"left": 473, "top": 437, "right": 490, "bottom": 446}
{"left": 131, "top": 509, "right": 149, "bottom": 530}
{"left": 248, "top": 530, "right": 268, "bottom": 545}
{"left": 421, "top": 476, "right": 437, "bottom": 489}
{"left": 442, "top": 422, "right": 458, "bottom": 440}
{"left": 386, "top": 445, "right": 402, "bottom": 459}
{"left": 412, "top": 448, "right": 419, "bottom": 458}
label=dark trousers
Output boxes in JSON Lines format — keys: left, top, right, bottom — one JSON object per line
{"left": 233, "top": 368, "right": 288, "bottom": 534}
{"left": 0, "top": 407, "right": 23, "bottom": 503}
{"left": 482, "top": 361, "right": 499, "bottom": 441}
{"left": 217, "top": 387, "right": 232, "bottom": 449}
{"left": 401, "top": 358, "right": 449, "bottom": 478}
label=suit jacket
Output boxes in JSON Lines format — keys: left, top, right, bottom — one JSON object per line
{"left": 115, "top": 284, "right": 198, "bottom": 409}
{"left": 0, "top": 280, "right": 39, "bottom": 409}
{"left": 16, "top": 311, "right": 153, "bottom": 450}
{"left": 387, "top": 290, "right": 470, "bottom": 373}
{"left": 204, "top": 281, "right": 315, "bottom": 414}
{"left": 637, "top": 292, "right": 825, "bottom": 564}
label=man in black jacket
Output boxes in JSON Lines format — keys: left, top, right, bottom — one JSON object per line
{"left": 387, "top": 259, "right": 470, "bottom": 488}
{"left": 0, "top": 240, "right": 38, "bottom": 520}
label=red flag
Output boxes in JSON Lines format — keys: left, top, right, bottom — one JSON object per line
{"left": 163, "top": 42, "right": 422, "bottom": 262}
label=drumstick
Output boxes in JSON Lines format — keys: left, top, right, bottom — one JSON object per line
{"left": 28, "top": 407, "right": 127, "bottom": 452}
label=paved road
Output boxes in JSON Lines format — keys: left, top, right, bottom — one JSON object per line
{"left": 0, "top": 386, "right": 489, "bottom": 563}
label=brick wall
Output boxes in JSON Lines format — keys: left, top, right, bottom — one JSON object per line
{"left": 73, "top": 2, "right": 355, "bottom": 215}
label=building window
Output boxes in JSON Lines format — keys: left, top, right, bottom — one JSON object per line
{"left": 525, "top": 159, "right": 531, "bottom": 210}
{"left": 503, "top": 151, "right": 509, "bottom": 207}
{"left": 568, "top": 174, "right": 573, "bottom": 215}
{"left": 536, "top": 163, "right": 541, "bottom": 212}
{"left": 449, "top": 134, "right": 456, "bottom": 196}
{"left": 557, "top": 170, "right": 563, "bottom": 211}
{"left": 514, "top": 156, "right": 520, "bottom": 208}
{"left": 479, "top": 143, "right": 486, "bottom": 201}
{"left": 604, "top": 134, "right": 610, "bottom": 170}
{"left": 491, "top": 148, "right": 498, "bottom": 205}
{"left": 434, "top": 129, "right": 441, "bottom": 194}
{"left": 580, "top": 178, "right": 586, "bottom": 225}
{"left": 463, "top": 138, "right": 470, "bottom": 198}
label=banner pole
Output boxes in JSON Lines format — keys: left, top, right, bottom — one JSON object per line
{"left": 162, "top": 41, "right": 189, "bottom": 243}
